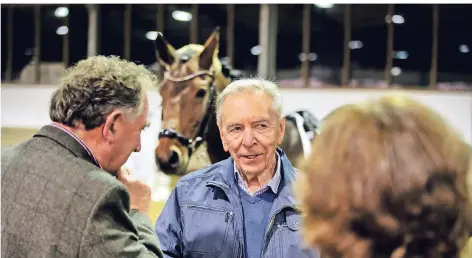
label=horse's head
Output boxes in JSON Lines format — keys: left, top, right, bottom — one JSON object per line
{"left": 154, "top": 27, "right": 230, "bottom": 175}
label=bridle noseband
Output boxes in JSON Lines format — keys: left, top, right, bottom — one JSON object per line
{"left": 158, "top": 69, "right": 217, "bottom": 161}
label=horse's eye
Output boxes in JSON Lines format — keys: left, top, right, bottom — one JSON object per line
{"left": 196, "top": 89, "right": 207, "bottom": 99}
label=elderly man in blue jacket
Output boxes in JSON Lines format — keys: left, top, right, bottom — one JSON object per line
{"left": 155, "top": 78, "right": 319, "bottom": 258}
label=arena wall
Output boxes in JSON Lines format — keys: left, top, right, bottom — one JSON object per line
{"left": 2, "top": 84, "right": 471, "bottom": 144}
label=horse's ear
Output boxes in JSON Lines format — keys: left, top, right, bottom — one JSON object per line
{"left": 154, "top": 32, "right": 176, "bottom": 67}
{"left": 199, "top": 27, "right": 220, "bottom": 70}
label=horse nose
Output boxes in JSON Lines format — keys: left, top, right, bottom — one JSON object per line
{"left": 157, "top": 150, "right": 180, "bottom": 170}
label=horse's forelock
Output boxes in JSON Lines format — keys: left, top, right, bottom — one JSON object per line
{"left": 175, "top": 44, "right": 223, "bottom": 75}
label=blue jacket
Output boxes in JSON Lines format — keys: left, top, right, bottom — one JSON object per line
{"left": 155, "top": 148, "right": 319, "bottom": 258}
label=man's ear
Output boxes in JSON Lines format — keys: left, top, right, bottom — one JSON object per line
{"left": 277, "top": 117, "right": 286, "bottom": 145}
{"left": 102, "top": 110, "right": 124, "bottom": 142}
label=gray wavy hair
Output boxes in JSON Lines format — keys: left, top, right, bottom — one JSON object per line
{"left": 49, "top": 55, "right": 158, "bottom": 130}
{"left": 215, "top": 77, "right": 283, "bottom": 127}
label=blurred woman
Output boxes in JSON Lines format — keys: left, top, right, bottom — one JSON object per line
{"left": 296, "top": 94, "right": 472, "bottom": 258}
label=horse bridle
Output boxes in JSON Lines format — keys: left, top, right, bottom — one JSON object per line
{"left": 158, "top": 69, "right": 217, "bottom": 160}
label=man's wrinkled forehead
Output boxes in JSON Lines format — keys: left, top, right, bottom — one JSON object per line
{"left": 221, "top": 92, "right": 277, "bottom": 123}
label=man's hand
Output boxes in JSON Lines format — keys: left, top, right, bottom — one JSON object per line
{"left": 117, "top": 167, "right": 152, "bottom": 213}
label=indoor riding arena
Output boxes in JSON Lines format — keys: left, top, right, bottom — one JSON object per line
{"left": 2, "top": 3, "right": 472, "bottom": 257}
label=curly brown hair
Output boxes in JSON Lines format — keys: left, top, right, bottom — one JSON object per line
{"left": 49, "top": 55, "right": 158, "bottom": 130}
{"left": 295, "top": 94, "right": 472, "bottom": 258}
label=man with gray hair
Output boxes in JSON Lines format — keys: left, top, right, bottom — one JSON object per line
{"left": 1, "top": 55, "right": 163, "bottom": 258}
{"left": 155, "top": 77, "right": 319, "bottom": 257}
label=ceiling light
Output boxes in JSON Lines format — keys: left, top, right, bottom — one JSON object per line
{"left": 348, "top": 40, "right": 363, "bottom": 50}
{"left": 392, "top": 15, "right": 404, "bottom": 24}
{"left": 395, "top": 51, "right": 409, "bottom": 59}
{"left": 146, "top": 31, "right": 158, "bottom": 40}
{"left": 56, "top": 26, "right": 68, "bottom": 35}
{"left": 251, "top": 45, "right": 262, "bottom": 56}
{"left": 459, "top": 44, "right": 469, "bottom": 53}
{"left": 172, "top": 10, "right": 192, "bottom": 22}
{"left": 391, "top": 67, "right": 402, "bottom": 76}
{"left": 314, "top": 3, "right": 334, "bottom": 9}
{"left": 54, "top": 7, "right": 69, "bottom": 18}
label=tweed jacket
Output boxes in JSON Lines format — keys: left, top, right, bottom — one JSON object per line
{"left": 1, "top": 124, "right": 164, "bottom": 258}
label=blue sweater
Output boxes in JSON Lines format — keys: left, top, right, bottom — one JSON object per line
{"left": 240, "top": 189, "right": 276, "bottom": 258}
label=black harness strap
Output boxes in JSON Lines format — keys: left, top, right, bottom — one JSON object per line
{"left": 158, "top": 70, "right": 217, "bottom": 159}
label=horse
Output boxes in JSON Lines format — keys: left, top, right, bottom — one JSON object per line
{"left": 154, "top": 27, "right": 320, "bottom": 176}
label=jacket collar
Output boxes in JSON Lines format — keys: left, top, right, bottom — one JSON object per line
{"left": 209, "top": 147, "right": 299, "bottom": 207}
{"left": 33, "top": 124, "right": 101, "bottom": 168}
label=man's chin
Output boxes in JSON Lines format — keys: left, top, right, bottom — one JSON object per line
{"left": 238, "top": 165, "right": 265, "bottom": 177}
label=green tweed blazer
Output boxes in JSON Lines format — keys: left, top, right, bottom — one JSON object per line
{"left": 1, "top": 124, "right": 164, "bottom": 258}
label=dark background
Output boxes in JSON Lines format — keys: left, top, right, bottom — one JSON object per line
{"left": 2, "top": 4, "right": 471, "bottom": 86}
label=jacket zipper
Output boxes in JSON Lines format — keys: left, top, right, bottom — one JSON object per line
{"left": 260, "top": 205, "right": 296, "bottom": 257}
